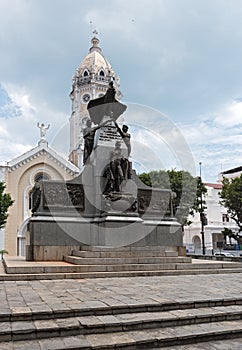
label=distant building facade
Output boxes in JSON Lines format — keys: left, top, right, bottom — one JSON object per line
{"left": 219, "top": 166, "right": 242, "bottom": 180}
{"left": 183, "top": 183, "right": 238, "bottom": 253}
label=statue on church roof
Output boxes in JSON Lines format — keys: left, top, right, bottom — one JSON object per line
{"left": 37, "top": 122, "right": 50, "bottom": 141}
{"left": 87, "top": 81, "right": 127, "bottom": 125}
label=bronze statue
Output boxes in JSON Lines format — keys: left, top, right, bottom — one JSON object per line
{"left": 114, "top": 121, "right": 131, "bottom": 157}
{"left": 83, "top": 119, "right": 108, "bottom": 164}
{"left": 103, "top": 141, "right": 131, "bottom": 194}
{"left": 87, "top": 81, "right": 127, "bottom": 125}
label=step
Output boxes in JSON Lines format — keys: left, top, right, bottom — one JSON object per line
{"left": 2, "top": 318, "right": 242, "bottom": 348}
{"left": 73, "top": 250, "right": 179, "bottom": 258}
{"left": 2, "top": 296, "right": 242, "bottom": 323}
{"left": 1, "top": 303, "right": 242, "bottom": 342}
{"left": 79, "top": 245, "right": 177, "bottom": 252}
{"left": 176, "top": 261, "right": 242, "bottom": 270}
{"left": 2, "top": 268, "right": 242, "bottom": 280}
{"left": 64, "top": 256, "right": 192, "bottom": 265}
{"left": 32, "top": 262, "right": 220, "bottom": 273}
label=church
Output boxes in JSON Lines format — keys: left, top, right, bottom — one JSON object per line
{"left": 0, "top": 33, "right": 120, "bottom": 256}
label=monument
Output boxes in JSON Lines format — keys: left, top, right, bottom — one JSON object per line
{"left": 26, "top": 83, "right": 182, "bottom": 261}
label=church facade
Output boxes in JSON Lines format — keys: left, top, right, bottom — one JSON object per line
{"left": 0, "top": 135, "right": 79, "bottom": 256}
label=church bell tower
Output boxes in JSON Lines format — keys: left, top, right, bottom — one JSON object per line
{"left": 69, "top": 32, "right": 122, "bottom": 167}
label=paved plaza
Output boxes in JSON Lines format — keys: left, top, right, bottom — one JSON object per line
{"left": 0, "top": 271, "right": 242, "bottom": 348}
{"left": 0, "top": 273, "right": 242, "bottom": 310}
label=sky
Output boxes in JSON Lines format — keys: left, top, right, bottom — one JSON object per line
{"left": 1, "top": 0, "right": 242, "bottom": 182}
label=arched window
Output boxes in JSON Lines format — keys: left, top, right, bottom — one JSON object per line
{"left": 34, "top": 172, "right": 50, "bottom": 183}
{"left": 83, "top": 69, "right": 89, "bottom": 77}
{"left": 99, "top": 70, "right": 105, "bottom": 77}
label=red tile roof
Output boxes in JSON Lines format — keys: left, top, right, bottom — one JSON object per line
{"left": 205, "top": 183, "right": 223, "bottom": 189}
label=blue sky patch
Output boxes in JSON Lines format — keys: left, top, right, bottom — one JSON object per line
{"left": 0, "top": 84, "right": 22, "bottom": 118}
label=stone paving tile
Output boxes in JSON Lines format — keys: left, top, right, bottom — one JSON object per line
{"left": 55, "top": 317, "right": 80, "bottom": 329}
{"left": 0, "top": 274, "right": 241, "bottom": 321}
{"left": 38, "top": 337, "right": 66, "bottom": 350}
{"left": 158, "top": 337, "right": 242, "bottom": 349}
{"left": 86, "top": 331, "right": 136, "bottom": 347}
{"left": 0, "top": 342, "right": 14, "bottom": 350}
{"left": 11, "top": 320, "right": 35, "bottom": 333}
{"left": 0, "top": 321, "right": 11, "bottom": 333}
{"left": 13, "top": 340, "right": 41, "bottom": 350}
{"left": 62, "top": 334, "right": 91, "bottom": 348}
{"left": 34, "top": 319, "right": 59, "bottom": 331}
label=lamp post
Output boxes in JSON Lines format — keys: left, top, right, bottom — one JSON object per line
{"left": 199, "top": 162, "right": 206, "bottom": 255}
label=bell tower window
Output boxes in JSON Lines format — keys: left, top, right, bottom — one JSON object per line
{"left": 83, "top": 69, "right": 89, "bottom": 77}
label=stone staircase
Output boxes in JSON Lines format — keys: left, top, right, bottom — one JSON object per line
{"left": 2, "top": 245, "right": 242, "bottom": 280}
{"left": 2, "top": 295, "right": 242, "bottom": 349}
{"left": 63, "top": 245, "right": 242, "bottom": 278}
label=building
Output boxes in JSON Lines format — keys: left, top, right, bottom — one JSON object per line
{"left": 184, "top": 182, "right": 238, "bottom": 253}
{"left": 68, "top": 32, "right": 122, "bottom": 168}
{"left": 0, "top": 131, "right": 79, "bottom": 256}
{"left": 219, "top": 166, "right": 242, "bottom": 180}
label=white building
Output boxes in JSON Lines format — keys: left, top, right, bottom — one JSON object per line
{"left": 184, "top": 183, "right": 238, "bottom": 253}
{"left": 219, "top": 166, "right": 242, "bottom": 180}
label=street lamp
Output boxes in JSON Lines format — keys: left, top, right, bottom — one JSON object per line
{"left": 199, "top": 162, "right": 206, "bottom": 255}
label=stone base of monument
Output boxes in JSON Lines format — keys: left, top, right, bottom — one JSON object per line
{"left": 26, "top": 212, "right": 182, "bottom": 261}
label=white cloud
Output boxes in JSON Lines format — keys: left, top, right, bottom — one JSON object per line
{"left": 177, "top": 99, "right": 242, "bottom": 181}
{"left": 213, "top": 100, "right": 242, "bottom": 127}
{"left": 0, "top": 83, "right": 68, "bottom": 162}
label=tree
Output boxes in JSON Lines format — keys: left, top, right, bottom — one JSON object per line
{"left": 219, "top": 175, "right": 242, "bottom": 244}
{"left": 221, "top": 228, "right": 237, "bottom": 246}
{"left": 0, "top": 182, "right": 14, "bottom": 229}
{"left": 138, "top": 169, "right": 207, "bottom": 228}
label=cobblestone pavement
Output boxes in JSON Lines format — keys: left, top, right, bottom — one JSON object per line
{"left": 0, "top": 273, "right": 241, "bottom": 315}
{"left": 0, "top": 273, "right": 242, "bottom": 349}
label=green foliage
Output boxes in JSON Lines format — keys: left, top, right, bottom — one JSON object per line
{"left": 0, "top": 249, "right": 8, "bottom": 260}
{"left": 192, "top": 176, "right": 207, "bottom": 214}
{"left": 0, "top": 182, "right": 14, "bottom": 229}
{"left": 219, "top": 175, "right": 242, "bottom": 242}
{"left": 138, "top": 169, "right": 207, "bottom": 227}
{"left": 221, "top": 228, "right": 238, "bottom": 245}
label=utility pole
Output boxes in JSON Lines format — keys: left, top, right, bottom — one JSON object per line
{"left": 199, "top": 162, "right": 206, "bottom": 255}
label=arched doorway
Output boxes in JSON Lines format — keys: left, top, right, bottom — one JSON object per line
{"left": 192, "top": 235, "right": 201, "bottom": 253}
{"left": 17, "top": 218, "right": 30, "bottom": 256}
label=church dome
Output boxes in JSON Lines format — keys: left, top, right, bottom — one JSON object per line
{"left": 74, "top": 34, "right": 119, "bottom": 86}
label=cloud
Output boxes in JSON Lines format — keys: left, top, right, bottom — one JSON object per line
{"left": 0, "top": 84, "right": 68, "bottom": 162}
{"left": 178, "top": 99, "right": 242, "bottom": 181}
{"left": 213, "top": 100, "right": 242, "bottom": 128}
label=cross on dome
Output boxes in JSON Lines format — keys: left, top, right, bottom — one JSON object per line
{"left": 89, "top": 30, "right": 102, "bottom": 53}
